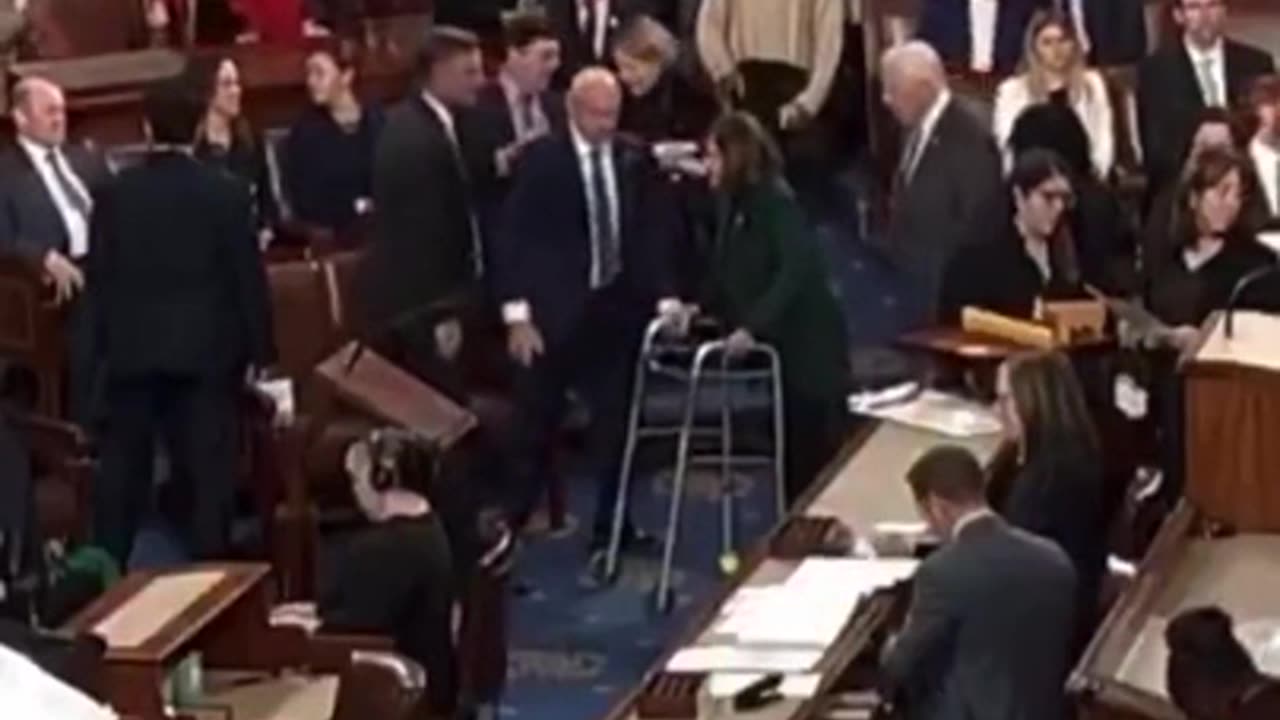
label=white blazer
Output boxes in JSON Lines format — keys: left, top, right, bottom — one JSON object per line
{"left": 993, "top": 70, "right": 1115, "bottom": 179}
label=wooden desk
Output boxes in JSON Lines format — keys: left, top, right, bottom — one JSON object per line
{"left": 6, "top": 16, "right": 425, "bottom": 144}
{"left": 63, "top": 562, "right": 394, "bottom": 720}
{"left": 600, "top": 420, "right": 1007, "bottom": 720}
{"left": 1070, "top": 504, "right": 1280, "bottom": 720}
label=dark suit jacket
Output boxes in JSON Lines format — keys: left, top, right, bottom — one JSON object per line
{"left": 87, "top": 152, "right": 274, "bottom": 378}
{"left": 885, "top": 99, "right": 1002, "bottom": 320}
{"left": 1138, "top": 39, "right": 1276, "bottom": 189}
{"left": 545, "top": 0, "right": 652, "bottom": 88}
{"left": 1080, "top": 0, "right": 1147, "bottom": 66}
{"left": 1004, "top": 442, "right": 1107, "bottom": 658}
{"left": 462, "top": 81, "right": 566, "bottom": 232}
{"left": 0, "top": 142, "right": 110, "bottom": 261}
{"left": 917, "top": 0, "right": 1047, "bottom": 75}
{"left": 363, "top": 95, "right": 480, "bottom": 329}
{"left": 493, "top": 131, "right": 675, "bottom": 346}
{"left": 882, "top": 514, "right": 1076, "bottom": 720}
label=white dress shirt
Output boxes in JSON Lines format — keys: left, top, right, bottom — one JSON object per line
{"left": 902, "top": 88, "right": 951, "bottom": 184}
{"left": 499, "top": 73, "right": 548, "bottom": 142}
{"left": 570, "top": 127, "right": 621, "bottom": 289}
{"left": 421, "top": 90, "right": 457, "bottom": 144}
{"left": 1024, "top": 237, "right": 1051, "bottom": 282}
{"left": 18, "top": 136, "right": 91, "bottom": 259}
{"left": 968, "top": 0, "right": 999, "bottom": 72}
{"left": 1250, "top": 137, "right": 1280, "bottom": 216}
{"left": 952, "top": 507, "right": 996, "bottom": 538}
{"left": 1183, "top": 238, "right": 1224, "bottom": 272}
{"left": 992, "top": 71, "right": 1116, "bottom": 177}
{"left": 1185, "top": 38, "right": 1227, "bottom": 107}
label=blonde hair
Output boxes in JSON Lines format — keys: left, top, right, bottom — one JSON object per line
{"left": 612, "top": 15, "right": 678, "bottom": 69}
{"left": 1022, "top": 10, "right": 1092, "bottom": 106}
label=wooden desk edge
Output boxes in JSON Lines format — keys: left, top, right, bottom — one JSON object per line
{"left": 65, "top": 563, "right": 271, "bottom": 664}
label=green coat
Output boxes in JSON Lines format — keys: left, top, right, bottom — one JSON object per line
{"left": 702, "top": 180, "right": 850, "bottom": 401}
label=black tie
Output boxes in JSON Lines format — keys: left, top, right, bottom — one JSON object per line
{"left": 47, "top": 150, "right": 91, "bottom": 219}
{"left": 589, "top": 145, "right": 620, "bottom": 287}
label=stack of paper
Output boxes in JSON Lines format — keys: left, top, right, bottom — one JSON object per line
{"left": 847, "top": 390, "right": 1003, "bottom": 438}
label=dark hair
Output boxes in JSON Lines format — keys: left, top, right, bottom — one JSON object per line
{"left": 182, "top": 55, "right": 254, "bottom": 148}
{"left": 143, "top": 76, "right": 201, "bottom": 145}
{"left": 708, "top": 111, "right": 783, "bottom": 191}
{"left": 502, "top": 11, "right": 555, "bottom": 51}
{"left": 416, "top": 25, "right": 480, "bottom": 82}
{"left": 1008, "top": 148, "right": 1081, "bottom": 284}
{"left": 906, "top": 446, "right": 986, "bottom": 505}
{"left": 1008, "top": 103, "right": 1093, "bottom": 179}
{"left": 1170, "top": 145, "right": 1251, "bottom": 248}
{"left": 1166, "top": 606, "right": 1259, "bottom": 716}
{"left": 1004, "top": 351, "right": 1100, "bottom": 460}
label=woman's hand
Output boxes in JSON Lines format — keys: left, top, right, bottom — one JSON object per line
{"left": 725, "top": 327, "right": 755, "bottom": 355}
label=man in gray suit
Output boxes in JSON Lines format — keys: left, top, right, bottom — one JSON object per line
{"left": 880, "top": 41, "right": 1001, "bottom": 325}
{"left": 882, "top": 446, "right": 1076, "bottom": 720}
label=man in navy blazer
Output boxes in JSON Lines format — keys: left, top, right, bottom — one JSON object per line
{"left": 493, "top": 67, "right": 682, "bottom": 571}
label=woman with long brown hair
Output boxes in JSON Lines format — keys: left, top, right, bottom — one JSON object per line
{"left": 700, "top": 111, "right": 849, "bottom": 501}
{"left": 995, "top": 349, "right": 1106, "bottom": 660}
{"left": 993, "top": 10, "right": 1114, "bottom": 178}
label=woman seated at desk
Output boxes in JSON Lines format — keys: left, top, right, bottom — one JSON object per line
{"left": 699, "top": 111, "right": 849, "bottom": 501}
{"left": 283, "top": 44, "right": 383, "bottom": 235}
{"left": 995, "top": 350, "right": 1107, "bottom": 662}
{"left": 187, "top": 55, "right": 277, "bottom": 241}
{"left": 320, "top": 429, "right": 458, "bottom": 717}
{"left": 938, "top": 148, "right": 1085, "bottom": 324}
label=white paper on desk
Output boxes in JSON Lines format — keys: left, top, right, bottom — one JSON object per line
{"left": 666, "top": 646, "right": 823, "bottom": 674}
{"left": 93, "top": 570, "right": 226, "bottom": 648}
{"left": 715, "top": 558, "right": 919, "bottom": 648}
{"left": 847, "top": 390, "right": 1003, "bottom": 438}
{"left": 1195, "top": 311, "right": 1280, "bottom": 373}
{"left": 707, "top": 672, "right": 823, "bottom": 699}
{"left": 0, "top": 644, "right": 118, "bottom": 720}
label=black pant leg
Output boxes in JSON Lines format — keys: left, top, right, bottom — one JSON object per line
{"left": 63, "top": 292, "right": 101, "bottom": 429}
{"left": 783, "top": 391, "right": 844, "bottom": 505}
{"left": 165, "top": 375, "right": 238, "bottom": 560}
{"left": 402, "top": 516, "right": 459, "bottom": 714}
{"left": 94, "top": 379, "right": 157, "bottom": 568}
{"left": 504, "top": 352, "right": 568, "bottom": 529}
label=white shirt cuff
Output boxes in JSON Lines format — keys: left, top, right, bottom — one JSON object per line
{"left": 657, "top": 298, "right": 682, "bottom": 316}
{"left": 502, "top": 300, "right": 531, "bottom": 324}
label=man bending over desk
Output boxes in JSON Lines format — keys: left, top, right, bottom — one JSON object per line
{"left": 881, "top": 446, "right": 1076, "bottom": 720}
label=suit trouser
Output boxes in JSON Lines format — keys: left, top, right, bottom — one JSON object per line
{"left": 94, "top": 373, "right": 238, "bottom": 568}
{"left": 506, "top": 287, "right": 644, "bottom": 542}
{"left": 63, "top": 288, "right": 101, "bottom": 429}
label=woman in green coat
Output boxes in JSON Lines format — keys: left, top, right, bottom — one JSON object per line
{"left": 701, "top": 111, "right": 851, "bottom": 502}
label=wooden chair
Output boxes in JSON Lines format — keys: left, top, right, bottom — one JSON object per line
{"left": 0, "top": 254, "right": 68, "bottom": 419}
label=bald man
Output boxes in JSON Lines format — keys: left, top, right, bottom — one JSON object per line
{"left": 879, "top": 42, "right": 1000, "bottom": 325}
{"left": 493, "top": 67, "right": 681, "bottom": 576}
{"left": 0, "top": 77, "right": 110, "bottom": 425}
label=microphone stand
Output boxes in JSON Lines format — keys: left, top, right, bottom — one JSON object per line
{"left": 1224, "top": 260, "right": 1280, "bottom": 339}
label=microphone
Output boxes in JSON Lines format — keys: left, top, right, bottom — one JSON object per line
{"left": 1224, "top": 256, "right": 1280, "bottom": 339}
{"left": 342, "top": 292, "right": 469, "bottom": 374}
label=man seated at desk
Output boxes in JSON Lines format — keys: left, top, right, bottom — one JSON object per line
{"left": 881, "top": 446, "right": 1076, "bottom": 720}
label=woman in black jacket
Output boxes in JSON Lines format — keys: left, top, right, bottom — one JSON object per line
{"left": 996, "top": 349, "right": 1107, "bottom": 661}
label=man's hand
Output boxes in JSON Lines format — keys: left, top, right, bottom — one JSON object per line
{"left": 658, "top": 302, "right": 696, "bottom": 338}
{"left": 724, "top": 327, "right": 755, "bottom": 355}
{"left": 43, "top": 250, "right": 84, "bottom": 305}
{"left": 507, "top": 320, "right": 545, "bottom": 367}
{"left": 779, "top": 101, "right": 812, "bottom": 131}
{"left": 435, "top": 317, "right": 464, "bottom": 362}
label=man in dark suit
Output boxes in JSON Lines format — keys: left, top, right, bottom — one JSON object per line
{"left": 882, "top": 446, "right": 1077, "bottom": 720}
{"left": 545, "top": 0, "right": 651, "bottom": 89}
{"left": 494, "top": 67, "right": 682, "bottom": 572}
{"left": 1138, "top": 0, "right": 1275, "bottom": 192}
{"left": 879, "top": 42, "right": 1002, "bottom": 324}
{"left": 362, "top": 26, "right": 487, "bottom": 385}
{"left": 0, "top": 77, "right": 111, "bottom": 427}
{"left": 88, "top": 77, "right": 275, "bottom": 568}
{"left": 916, "top": 0, "right": 1046, "bottom": 75}
{"left": 463, "top": 11, "right": 566, "bottom": 237}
